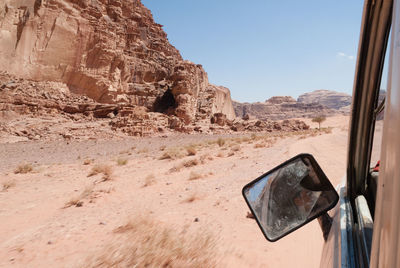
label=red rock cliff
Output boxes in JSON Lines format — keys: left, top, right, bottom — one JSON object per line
{"left": 0, "top": 0, "right": 235, "bottom": 123}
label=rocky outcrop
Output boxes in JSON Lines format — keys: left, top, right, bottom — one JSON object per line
{"left": 297, "top": 90, "right": 352, "bottom": 110}
{"left": 229, "top": 119, "right": 310, "bottom": 132}
{"left": 266, "top": 96, "right": 296, "bottom": 104}
{"left": 0, "top": 0, "right": 234, "bottom": 126}
{"left": 0, "top": 72, "right": 311, "bottom": 140}
{"left": 233, "top": 96, "right": 334, "bottom": 120}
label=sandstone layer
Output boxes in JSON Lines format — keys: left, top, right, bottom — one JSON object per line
{"left": 0, "top": 0, "right": 235, "bottom": 127}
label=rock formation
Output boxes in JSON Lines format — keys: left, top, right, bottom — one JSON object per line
{"left": 297, "top": 90, "right": 352, "bottom": 110}
{"left": 233, "top": 96, "right": 334, "bottom": 121}
{"left": 0, "top": 0, "right": 235, "bottom": 127}
{"left": 0, "top": 0, "right": 315, "bottom": 141}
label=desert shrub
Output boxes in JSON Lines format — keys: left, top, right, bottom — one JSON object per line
{"left": 64, "top": 185, "right": 94, "bottom": 208}
{"left": 117, "top": 158, "right": 128, "bottom": 166}
{"left": 2, "top": 180, "right": 16, "bottom": 191}
{"left": 170, "top": 159, "right": 200, "bottom": 173}
{"left": 183, "top": 159, "right": 199, "bottom": 168}
{"left": 217, "top": 138, "right": 225, "bottom": 147}
{"left": 322, "top": 127, "right": 333, "bottom": 134}
{"left": 84, "top": 216, "right": 217, "bottom": 267}
{"left": 88, "top": 164, "right": 113, "bottom": 181}
{"left": 186, "top": 145, "right": 197, "bottom": 156}
{"left": 14, "top": 163, "right": 33, "bottom": 174}
{"left": 184, "top": 192, "right": 201, "bottom": 203}
{"left": 83, "top": 159, "right": 92, "bottom": 165}
{"left": 169, "top": 165, "right": 182, "bottom": 173}
{"left": 64, "top": 198, "right": 83, "bottom": 208}
{"left": 159, "top": 147, "right": 185, "bottom": 160}
{"left": 159, "top": 152, "right": 171, "bottom": 160}
{"left": 143, "top": 174, "right": 156, "bottom": 187}
{"left": 241, "top": 136, "right": 251, "bottom": 143}
{"left": 189, "top": 171, "right": 202, "bottom": 181}
{"left": 138, "top": 147, "right": 149, "bottom": 154}
{"left": 199, "top": 154, "right": 212, "bottom": 164}
{"left": 231, "top": 145, "right": 241, "bottom": 152}
{"left": 254, "top": 142, "right": 266, "bottom": 148}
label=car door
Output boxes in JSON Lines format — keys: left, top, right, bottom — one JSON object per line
{"left": 322, "top": 0, "right": 392, "bottom": 267}
{"left": 370, "top": 0, "right": 400, "bottom": 266}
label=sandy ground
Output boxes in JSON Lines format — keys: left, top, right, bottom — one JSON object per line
{"left": 0, "top": 116, "right": 350, "bottom": 268}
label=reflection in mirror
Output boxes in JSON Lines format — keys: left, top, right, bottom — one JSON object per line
{"left": 243, "top": 154, "right": 338, "bottom": 241}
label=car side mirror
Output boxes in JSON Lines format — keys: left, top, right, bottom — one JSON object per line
{"left": 242, "top": 154, "right": 339, "bottom": 242}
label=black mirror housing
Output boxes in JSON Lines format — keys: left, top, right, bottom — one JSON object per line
{"left": 242, "top": 154, "right": 339, "bottom": 242}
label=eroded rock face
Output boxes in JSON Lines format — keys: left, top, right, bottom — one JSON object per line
{"left": 265, "top": 96, "right": 296, "bottom": 104}
{"left": 0, "top": 0, "right": 234, "bottom": 124}
{"left": 0, "top": 72, "right": 310, "bottom": 140}
{"left": 233, "top": 99, "right": 334, "bottom": 121}
{"left": 297, "top": 90, "right": 352, "bottom": 110}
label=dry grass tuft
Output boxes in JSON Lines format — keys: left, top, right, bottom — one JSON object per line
{"left": 169, "top": 165, "right": 182, "bottom": 173}
{"left": 64, "top": 198, "right": 83, "bottom": 208}
{"left": 254, "top": 142, "right": 266, "bottom": 148}
{"left": 85, "top": 216, "right": 218, "bottom": 268}
{"left": 159, "top": 147, "right": 185, "bottom": 160}
{"left": 64, "top": 185, "right": 94, "bottom": 208}
{"left": 83, "top": 159, "right": 92, "bottom": 165}
{"left": 186, "top": 145, "right": 197, "bottom": 156}
{"left": 184, "top": 193, "right": 201, "bottom": 203}
{"left": 183, "top": 159, "right": 199, "bottom": 168}
{"left": 116, "top": 158, "right": 128, "bottom": 166}
{"left": 14, "top": 163, "right": 33, "bottom": 174}
{"left": 231, "top": 145, "right": 241, "bottom": 152}
{"left": 241, "top": 136, "right": 252, "bottom": 143}
{"left": 322, "top": 127, "right": 333, "bottom": 134}
{"left": 199, "top": 154, "right": 211, "bottom": 164}
{"left": 169, "top": 158, "right": 200, "bottom": 173}
{"left": 88, "top": 164, "right": 113, "bottom": 181}
{"left": 217, "top": 138, "right": 225, "bottom": 147}
{"left": 138, "top": 147, "right": 149, "bottom": 154}
{"left": 159, "top": 152, "right": 172, "bottom": 160}
{"left": 2, "top": 180, "right": 16, "bottom": 191}
{"left": 188, "top": 171, "right": 202, "bottom": 181}
{"left": 143, "top": 174, "right": 156, "bottom": 187}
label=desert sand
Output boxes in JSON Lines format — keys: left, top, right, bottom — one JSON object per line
{"left": 0, "top": 115, "right": 350, "bottom": 268}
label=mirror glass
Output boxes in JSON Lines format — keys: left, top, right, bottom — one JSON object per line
{"left": 243, "top": 154, "right": 338, "bottom": 241}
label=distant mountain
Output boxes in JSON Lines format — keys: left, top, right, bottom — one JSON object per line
{"left": 233, "top": 96, "right": 335, "bottom": 121}
{"left": 297, "top": 90, "right": 352, "bottom": 110}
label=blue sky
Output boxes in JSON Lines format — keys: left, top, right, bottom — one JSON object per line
{"left": 141, "top": 1, "right": 364, "bottom": 102}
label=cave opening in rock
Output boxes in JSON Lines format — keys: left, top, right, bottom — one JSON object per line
{"left": 153, "top": 88, "right": 177, "bottom": 114}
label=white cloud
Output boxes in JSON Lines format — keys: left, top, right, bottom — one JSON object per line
{"left": 337, "top": 52, "right": 354, "bottom": 60}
